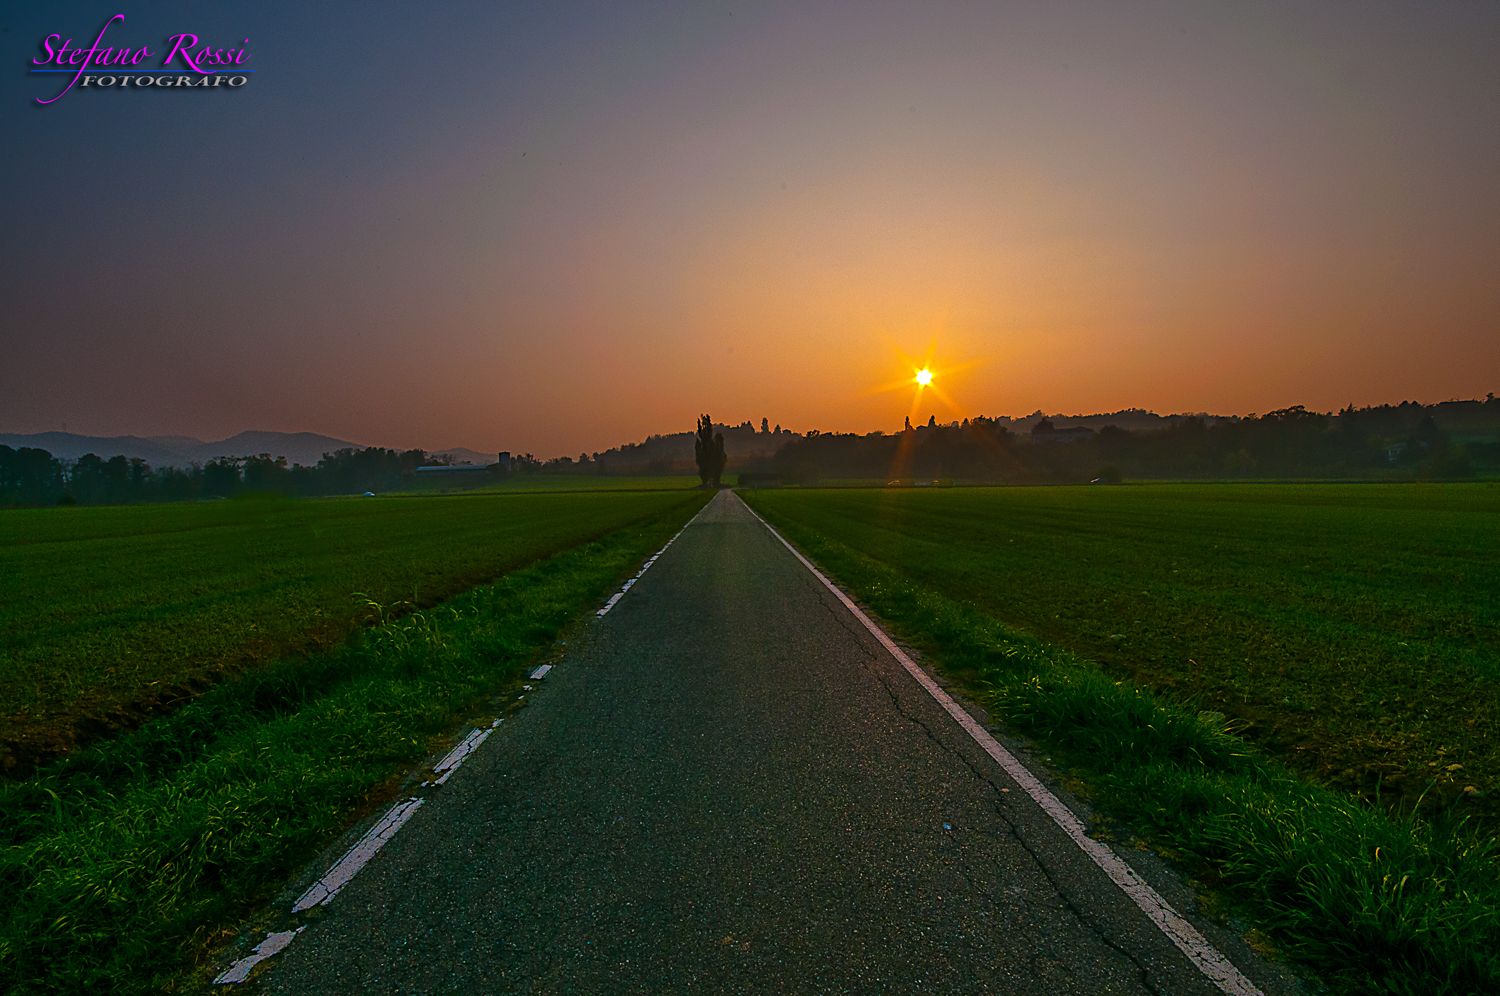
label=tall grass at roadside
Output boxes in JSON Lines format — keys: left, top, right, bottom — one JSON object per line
{"left": 745, "top": 494, "right": 1500, "bottom": 995}
{"left": 1, "top": 490, "right": 700, "bottom": 769}
{"left": 0, "top": 495, "right": 707, "bottom": 995}
{"left": 735, "top": 484, "right": 1500, "bottom": 822}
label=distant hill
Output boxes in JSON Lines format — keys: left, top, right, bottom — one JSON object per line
{"left": 189, "top": 431, "right": 371, "bottom": 467}
{"left": 596, "top": 412, "right": 1241, "bottom": 463}
{"left": 0, "top": 431, "right": 503, "bottom": 469}
{"left": 994, "top": 409, "right": 1236, "bottom": 433}
{"left": 144, "top": 434, "right": 205, "bottom": 451}
{"left": 0, "top": 430, "right": 369, "bottom": 468}
{"left": 0, "top": 432, "right": 189, "bottom": 467}
{"left": 593, "top": 421, "right": 791, "bottom": 471}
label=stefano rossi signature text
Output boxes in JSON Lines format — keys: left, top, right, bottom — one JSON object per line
{"left": 31, "top": 14, "right": 254, "bottom": 105}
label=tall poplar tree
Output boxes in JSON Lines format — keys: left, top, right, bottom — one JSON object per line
{"left": 694, "top": 414, "right": 727, "bottom": 487}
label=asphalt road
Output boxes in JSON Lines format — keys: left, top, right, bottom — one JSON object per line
{"left": 251, "top": 490, "right": 1299, "bottom": 995}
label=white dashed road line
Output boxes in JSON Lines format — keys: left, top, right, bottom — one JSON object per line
{"left": 217, "top": 503, "right": 713, "bottom": 983}
{"left": 292, "top": 796, "right": 428, "bottom": 913}
{"left": 738, "top": 494, "right": 1265, "bottom": 996}
{"left": 214, "top": 928, "right": 306, "bottom": 984}
{"left": 431, "top": 720, "right": 502, "bottom": 786}
{"left": 596, "top": 492, "right": 716, "bottom": 618}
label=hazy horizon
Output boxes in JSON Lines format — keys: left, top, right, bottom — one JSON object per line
{"left": 8, "top": 392, "right": 1496, "bottom": 468}
{"left": 5, "top": 1, "right": 1498, "bottom": 457}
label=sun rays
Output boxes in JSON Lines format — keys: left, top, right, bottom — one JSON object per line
{"left": 862, "top": 338, "right": 982, "bottom": 424}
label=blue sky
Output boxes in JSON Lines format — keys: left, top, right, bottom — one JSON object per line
{"left": 4, "top": 1, "right": 1497, "bottom": 456}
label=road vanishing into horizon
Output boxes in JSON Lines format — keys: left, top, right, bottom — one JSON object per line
{"left": 246, "top": 491, "right": 1300, "bottom": 995}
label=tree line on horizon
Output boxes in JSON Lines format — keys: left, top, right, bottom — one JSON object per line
{"left": 0, "top": 446, "right": 456, "bottom": 508}
{"left": 745, "top": 398, "right": 1500, "bottom": 485}
{"left": 3, "top": 398, "right": 1497, "bottom": 508}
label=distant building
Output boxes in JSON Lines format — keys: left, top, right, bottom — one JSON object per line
{"left": 497, "top": 452, "right": 512, "bottom": 472}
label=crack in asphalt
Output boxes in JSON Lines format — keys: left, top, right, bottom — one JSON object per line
{"left": 785, "top": 540, "right": 1165, "bottom": 996}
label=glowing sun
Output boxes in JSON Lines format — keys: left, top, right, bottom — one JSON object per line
{"left": 915, "top": 368, "right": 932, "bottom": 386}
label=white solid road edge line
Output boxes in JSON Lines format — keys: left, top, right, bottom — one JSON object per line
{"left": 739, "top": 495, "right": 1265, "bottom": 996}
{"left": 291, "top": 796, "right": 427, "bottom": 913}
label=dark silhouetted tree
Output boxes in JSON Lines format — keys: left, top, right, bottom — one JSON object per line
{"left": 243, "top": 453, "right": 291, "bottom": 493}
{"left": 1416, "top": 414, "right": 1445, "bottom": 450}
{"left": 694, "top": 413, "right": 727, "bottom": 486}
{"left": 0, "top": 445, "right": 63, "bottom": 506}
{"left": 202, "top": 457, "right": 242, "bottom": 497}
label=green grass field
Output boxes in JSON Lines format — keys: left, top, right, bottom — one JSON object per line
{"left": 0, "top": 490, "right": 706, "bottom": 770}
{"left": 401, "top": 472, "right": 699, "bottom": 495}
{"left": 745, "top": 483, "right": 1500, "bottom": 811}
{"left": 7, "top": 481, "right": 1495, "bottom": 992}
{"left": 743, "top": 482, "right": 1500, "bottom": 993}
{"left": 1, "top": 491, "right": 710, "bottom": 994}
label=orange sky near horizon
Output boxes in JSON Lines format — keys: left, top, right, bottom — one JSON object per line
{"left": 3, "top": 1, "right": 1497, "bottom": 457}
